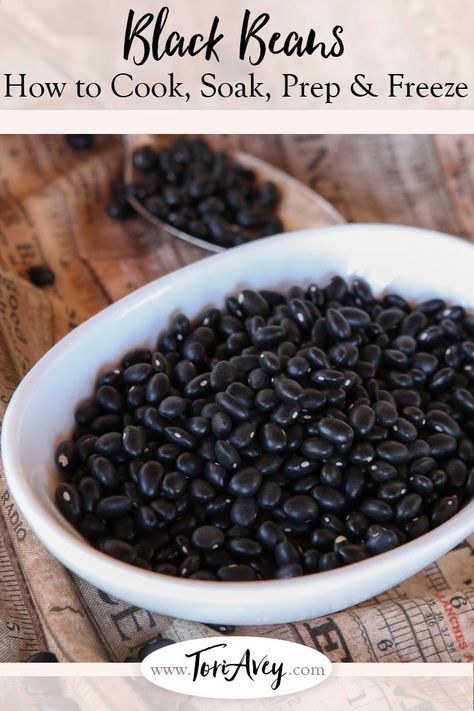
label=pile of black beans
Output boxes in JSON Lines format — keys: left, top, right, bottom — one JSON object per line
{"left": 55, "top": 276, "right": 474, "bottom": 581}
{"left": 107, "top": 138, "right": 283, "bottom": 247}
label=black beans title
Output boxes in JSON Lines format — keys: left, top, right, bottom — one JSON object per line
{"left": 0, "top": 6, "right": 469, "bottom": 106}
{"left": 123, "top": 7, "right": 345, "bottom": 66}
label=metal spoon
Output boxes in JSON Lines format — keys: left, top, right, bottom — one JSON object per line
{"left": 123, "top": 135, "right": 343, "bottom": 253}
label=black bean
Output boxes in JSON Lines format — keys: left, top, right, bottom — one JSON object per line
{"left": 158, "top": 396, "right": 186, "bottom": 419}
{"left": 215, "top": 440, "right": 240, "bottom": 471}
{"left": 136, "top": 461, "right": 163, "bottom": 499}
{"left": 401, "top": 407, "right": 425, "bottom": 429}
{"left": 275, "top": 563, "right": 304, "bottom": 578}
{"left": 27, "top": 651, "right": 59, "bottom": 663}
{"left": 311, "top": 486, "right": 346, "bottom": 514}
{"left": 254, "top": 388, "right": 279, "bottom": 412}
{"left": 202, "top": 462, "right": 227, "bottom": 491}
{"left": 99, "top": 539, "right": 137, "bottom": 564}
{"left": 230, "top": 497, "right": 258, "bottom": 527}
{"left": 93, "top": 432, "right": 122, "bottom": 458}
{"left": 95, "top": 496, "right": 132, "bottom": 520}
{"left": 300, "top": 436, "right": 334, "bottom": 460}
{"left": 227, "top": 537, "right": 263, "bottom": 559}
{"left": 324, "top": 308, "right": 350, "bottom": 341}
{"left": 183, "top": 372, "right": 212, "bottom": 398}
{"left": 79, "top": 477, "right": 102, "bottom": 514}
{"left": 176, "top": 452, "right": 202, "bottom": 478}
{"left": 228, "top": 421, "right": 256, "bottom": 449}
{"left": 369, "top": 460, "right": 398, "bottom": 483}
{"left": 161, "top": 471, "right": 187, "bottom": 499}
{"left": 287, "top": 298, "right": 314, "bottom": 331}
{"left": 409, "top": 474, "right": 434, "bottom": 495}
{"left": 260, "top": 422, "right": 287, "bottom": 452}
{"left": 191, "top": 525, "right": 224, "bottom": 551}
{"left": 428, "top": 433, "right": 457, "bottom": 460}
{"left": 359, "top": 499, "right": 393, "bottom": 522}
{"left": 137, "top": 637, "right": 175, "bottom": 662}
{"left": 96, "top": 385, "right": 123, "bottom": 414}
{"left": 345, "top": 511, "right": 369, "bottom": 538}
{"left": 307, "top": 529, "right": 335, "bottom": 552}
{"left": 445, "top": 459, "right": 467, "bottom": 487}
{"left": 392, "top": 418, "right": 418, "bottom": 443}
{"left": 318, "top": 552, "right": 340, "bottom": 570}
{"left": 77, "top": 435, "right": 98, "bottom": 463}
{"left": 149, "top": 498, "right": 175, "bottom": 523}
{"left": 373, "top": 401, "right": 397, "bottom": 427}
{"left": 405, "top": 515, "right": 431, "bottom": 539}
{"left": 312, "top": 369, "right": 345, "bottom": 389}
{"left": 122, "top": 426, "right": 146, "bottom": 457}
{"left": 418, "top": 325, "right": 444, "bottom": 348}
{"left": 189, "top": 478, "right": 215, "bottom": 502}
{"left": 430, "top": 496, "right": 459, "bottom": 526}
{"left": 237, "top": 290, "right": 270, "bottom": 317}
{"left": 452, "top": 387, "right": 474, "bottom": 414}
{"left": 215, "top": 392, "right": 249, "bottom": 420}
{"left": 210, "top": 361, "right": 238, "bottom": 391}
{"left": 284, "top": 357, "right": 309, "bottom": 381}
{"left": 247, "top": 367, "right": 270, "bottom": 391}
{"left": 90, "top": 456, "right": 119, "bottom": 489}
{"left": 377, "top": 480, "right": 408, "bottom": 504}
{"left": 274, "top": 541, "right": 299, "bottom": 566}
{"left": 253, "top": 325, "right": 287, "bottom": 348}
{"left": 283, "top": 495, "right": 318, "bottom": 523}
{"left": 211, "top": 411, "right": 233, "bottom": 439}
{"left": 272, "top": 375, "right": 303, "bottom": 403}
{"left": 156, "top": 443, "right": 180, "bottom": 464}
{"left": 300, "top": 549, "right": 320, "bottom": 574}
{"left": 344, "top": 468, "right": 365, "bottom": 499}
{"left": 123, "top": 363, "right": 153, "bottom": 385}
{"left": 376, "top": 441, "right": 409, "bottom": 465}
{"left": 228, "top": 468, "right": 262, "bottom": 497}
{"left": 406, "top": 441, "right": 430, "bottom": 462}
{"left": 255, "top": 521, "right": 285, "bottom": 550}
{"left": 366, "top": 528, "right": 399, "bottom": 554}
{"left": 426, "top": 410, "right": 462, "bottom": 439}
{"left": 185, "top": 416, "right": 210, "bottom": 439}
{"left": 349, "top": 404, "right": 375, "bottom": 436}
{"left": 350, "top": 441, "right": 375, "bottom": 466}
{"left": 320, "top": 463, "right": 343, "bottom": 488}
{"left": 430, "top": 468, "right": 448, "bottom": 492}
{"left": 54, "top": 441, "right": 79, "bottom": 474}
{"left": 320, "top": 512, "right": 345, "bottom": 534}
{"left": 337, "top": 543, "right": 369, "bottom": 565}
{"left": 318, "top": 417, "right": 354, "bottom": 445}
{"left": 28, "top": 263, "right": 56, "bottom": 288}
{"left": 164, "top": 426, "right": 197, "bottom": 451}
{"left": 56, "top": 484, "right": 82, "bottom": 523}
{"left": 271, "top": 402, "right": 301, "bottom": 427}
{"left": 257, "top": 481, "right": 282, "bottom": 509}
{"left": 217, "top": 564, "right": 256, "bottom": 581}
{"left": 135, "top": 505, "right": 160, "bottom": 532}
{"left": 430, "top": 367, "right": 455, "bottom": 392}
{"left": 395, "top": 493, "right": 422, "bottom": 522}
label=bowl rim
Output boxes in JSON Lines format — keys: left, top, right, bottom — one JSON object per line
{"left": 2, "top": 223, "right": 474, "bottom": 617}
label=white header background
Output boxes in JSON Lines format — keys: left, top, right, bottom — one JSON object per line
{"left": 0, "top": 0, "right": 472, "bottom": 111}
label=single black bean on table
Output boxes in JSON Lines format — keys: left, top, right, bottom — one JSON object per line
{"left": 107, "top": 137, "right": 284, "bottom": 248}
{"left": 55, "top": 276, "right": 474, "bottom": 581}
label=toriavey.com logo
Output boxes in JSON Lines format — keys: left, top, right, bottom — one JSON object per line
{"left": 141, "top": 636, "right": 332, "bottom": 699}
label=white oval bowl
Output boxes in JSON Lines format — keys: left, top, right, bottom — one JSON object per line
{"left": 2, "top": 224, "right": 474, "bottom": 625}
